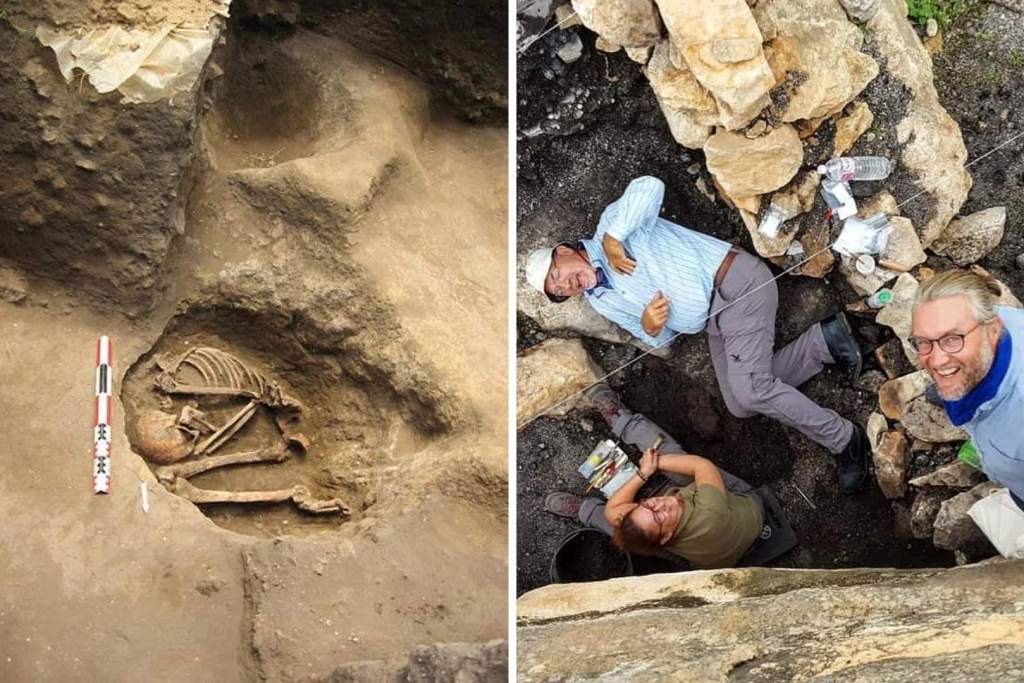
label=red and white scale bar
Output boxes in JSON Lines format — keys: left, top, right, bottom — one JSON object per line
{"left": 93, "top": 336, "right": 112, "bottom": 494}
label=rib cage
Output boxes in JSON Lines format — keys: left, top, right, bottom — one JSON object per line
{"left": 156, "top": 347, "right": 292, "bottom": 407}
{"left": 176, "top": 347, "right": 268, "bottom": 397}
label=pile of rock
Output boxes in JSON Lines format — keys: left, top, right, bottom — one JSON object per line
{"left": 862, "top": 268, "right": 1021, "bottom": 558}
{"left": 566, "top": 0, "right": 1005, "bottom": 289}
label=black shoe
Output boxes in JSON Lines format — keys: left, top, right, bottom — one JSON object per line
{"left": 821, "top": 312, "right": 863, "bottom": 380}
{"left": 836, "top": 424, "right": 870, "bottom": 494}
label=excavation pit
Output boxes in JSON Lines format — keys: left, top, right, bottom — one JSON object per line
{"left": 203, "top": 28, "right": 330, "bottom": 172}
{"left": 123, "top": 306, "right": 431, "bottom": 538}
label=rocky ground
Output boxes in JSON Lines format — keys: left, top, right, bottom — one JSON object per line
{"left": 0, "top": 1, "right": 507, "bottom": 680}
{"left": 517, "top": 0, "right": 1023, "bottom": 596}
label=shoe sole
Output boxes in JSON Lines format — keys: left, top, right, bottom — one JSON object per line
{"left": 544, "top": 492, "right": 582, "bottom": 517}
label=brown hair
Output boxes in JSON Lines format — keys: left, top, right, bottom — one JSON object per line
{"left": 915, "top": 269, "right": 1003, "bottom": 323}
{"left": 612, "top": 509, "right": 663, "bottom": 556}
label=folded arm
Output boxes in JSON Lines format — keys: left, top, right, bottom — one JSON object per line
{"left": 599, "top": 176, "right": 666, "bottom": 243}
{"left": 656, "top": 453, "right": 726, "bottom": 493}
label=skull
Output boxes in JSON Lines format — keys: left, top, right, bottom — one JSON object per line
{"left": 133, "top": 410, "right": 196, "bottom": 465}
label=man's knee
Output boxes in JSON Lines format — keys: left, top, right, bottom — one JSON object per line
{"left": 722, "top": 392, "right": 756, "bottom": 419}
{"left": 730, "top": 373, "right": 777, "bottom": 416}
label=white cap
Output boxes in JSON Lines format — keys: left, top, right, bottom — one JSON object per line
{"left": 525, "top": 247, "right": 554, "bottom": 294}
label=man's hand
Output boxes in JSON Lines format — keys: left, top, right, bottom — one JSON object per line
{"left": 602, "top": 234, "right": 636, "bottom": 275}
{"left": 639, "top": 448, "right": 660, "bottom": 479}
{"left": 642, "top": 291, "right": 670, "bottom": 336}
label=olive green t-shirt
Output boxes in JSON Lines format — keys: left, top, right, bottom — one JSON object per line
{"left": 663, "top": 484, "right": 763, "bottom": 569}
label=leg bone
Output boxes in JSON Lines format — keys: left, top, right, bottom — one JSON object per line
{"left": 155, "top": 446, "right": 289, "bottom": 484}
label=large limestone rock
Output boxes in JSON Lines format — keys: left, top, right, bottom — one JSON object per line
{"left": 840, "top": 217, "right": 927, "bottom": 296}
{"left": 833, "top": 100, "right": 875, "bottom": 155}
{"left": 876, "top": 272, "right": 920, "bottom": 363}
{"left": 517, "top": 337, "right": 602, "bottom": 425}
{"left": 901, "top": 396, "right": 968, "bottom": 444}
{"left": 931, "top": 207, "right": 1007, "bottom": 266}
{"left": 644, "top": 41, "right": 716, "bottom": 148}
{"left": 970, "top": 265, "right": 1024, "bottom": 308}
{"left": 517, "top": 281, "right": 633, "bottom": 346}
{"left": 878, "top": 370, "right": 930, "bottom": 420}
{"left": 910, "top": 490, "right": 945, "bottom": 539}
{"left": 933, "top": 482, "right": 1002, "bottom": 552}
{"left": 742, "top": 170, "right": 819, "bottom": 259}
{"left": 868, "top": 411, "right": 907, "bottom": 500}
{"left": 655, "top": 0, "right": 775, "bottom": 130}
{"left": 910, "top": 460, "right": 986, "bottom": 490}
{"left": 571, "top": 0, "right": 662, "bottom": 48}
{"left": 704, "top": 125, "right": 803, "bottom": 199}
{"left": 519, "top": 562, "right": 1024, "bottom": 680}
{"left": 754, "top": 0, "right": 879, "bottom": 123}
{"left": 867, "top": 0, "right": 971, "bottom": 248}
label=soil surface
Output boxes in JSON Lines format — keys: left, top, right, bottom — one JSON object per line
{"left": 0, "top": 4, "right": 507, "bottom": 680}
{"left": 516, "top": 6, "right": 1024, "bottom": 595}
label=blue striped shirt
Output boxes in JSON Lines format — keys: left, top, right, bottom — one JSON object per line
{"left": 581, "top": 176, "right": 731, "bottom": 346}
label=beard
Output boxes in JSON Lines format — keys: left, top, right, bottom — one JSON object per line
{"left": 935, "top": 338, "right": 997, "bottom": 401}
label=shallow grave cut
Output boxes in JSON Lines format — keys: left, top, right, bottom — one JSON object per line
{"left": 123, "top": 305, "right": 431, "bottom": 538}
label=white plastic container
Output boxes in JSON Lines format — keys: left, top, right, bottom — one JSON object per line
{"left": 757, "top": 204, "right": 787, "bottom": 238}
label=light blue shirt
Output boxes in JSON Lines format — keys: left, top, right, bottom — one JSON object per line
{"left": 581, "top": 176, "right": 731, "bottom": 347}
{"left": 962, "top": 305, "right": 1024, "bottom": 501}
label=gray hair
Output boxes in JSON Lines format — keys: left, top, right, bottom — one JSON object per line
{"left": 915, "top": 269, "right": 1002, "bottom": 323}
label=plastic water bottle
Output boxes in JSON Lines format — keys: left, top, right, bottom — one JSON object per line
{"left": 839, "top": 0, "right": 880, "bottom": 23}
{"left": 818, "top": 157, "right": 893, "bottom": 182}
{"left": 866, "top": 288, "right": 892, "bottom": 308}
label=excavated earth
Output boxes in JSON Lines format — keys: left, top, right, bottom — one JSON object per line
{"left": 0, "top": 1, "right": 507, "bottom": 680}
{"left": 516, "top": 3, "right": 1023, "bottom": 595}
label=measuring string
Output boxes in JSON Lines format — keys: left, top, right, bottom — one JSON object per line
{"left": 517, "top": 128, "right": 1024, "bottom": 431}
{"left": 516, "top": 9, "right": 581, "bottom": 55}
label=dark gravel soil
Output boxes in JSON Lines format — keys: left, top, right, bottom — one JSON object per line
{"left": 516, "top": 7, "right": 1024, "bottom": 596}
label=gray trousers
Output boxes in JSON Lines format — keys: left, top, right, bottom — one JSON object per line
{"left": 578, "top": 410, "right": 757, "bottom": 535}
{"left": 706, "top": 252, "right": 854, "bottom": 454}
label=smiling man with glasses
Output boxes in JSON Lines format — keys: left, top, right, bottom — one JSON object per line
{"left": 911, "top": 269, "right": 1024, "bottom": 511}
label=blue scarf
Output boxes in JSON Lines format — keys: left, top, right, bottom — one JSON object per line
{"left": 944, "top": 331, "right": 1013, "bottom": 426}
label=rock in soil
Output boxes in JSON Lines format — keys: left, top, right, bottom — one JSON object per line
{"left": 933, "top": 482, "right": 1002, "bottom": 552}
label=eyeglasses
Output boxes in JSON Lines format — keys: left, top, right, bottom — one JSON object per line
{"left": 908, "top": 321, "right": 984, "bottom": 356}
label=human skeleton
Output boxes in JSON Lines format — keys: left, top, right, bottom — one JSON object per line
{"left": 133, "top": 347, "right": 349, "bottom": 515}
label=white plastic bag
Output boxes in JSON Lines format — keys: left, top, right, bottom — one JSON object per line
{"left": 967, "top": 488, "right": 1024, "bottom": 558}
{"left": 833, "top": 214, "right": 893, "bottom": 257}
{"left": 37, "top": 24, "right": 217, "bottom": 104}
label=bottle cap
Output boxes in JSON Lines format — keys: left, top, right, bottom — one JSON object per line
{"left": 854, "top": 253, "right": 875, "bottom": 275}
{"left": 876, "top": 289, "right": 892, "bottom": 304}
{"left": 817, "top": 165, "right": 826, "bottom": 175}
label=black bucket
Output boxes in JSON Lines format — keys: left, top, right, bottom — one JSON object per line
{"left": 549, "top": 528, "right": 634, "bottom": 584}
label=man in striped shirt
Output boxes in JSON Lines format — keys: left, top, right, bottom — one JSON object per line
{"left": 525, "top": 176, "right": 871, "bottom": 493}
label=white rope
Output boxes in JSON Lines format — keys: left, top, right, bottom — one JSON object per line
{"left": 517, "top": 129, "right": 1024, "bottom": 431}
{"left": 516, "top": 10, "right": 578, "bottom": 55}
{"left": 895, "top": 129, "right": 1024, "bottom": 210}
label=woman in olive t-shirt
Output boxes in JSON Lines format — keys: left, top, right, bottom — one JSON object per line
{"left": 605, "top": 448, "right": 763, "bottom": 569}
